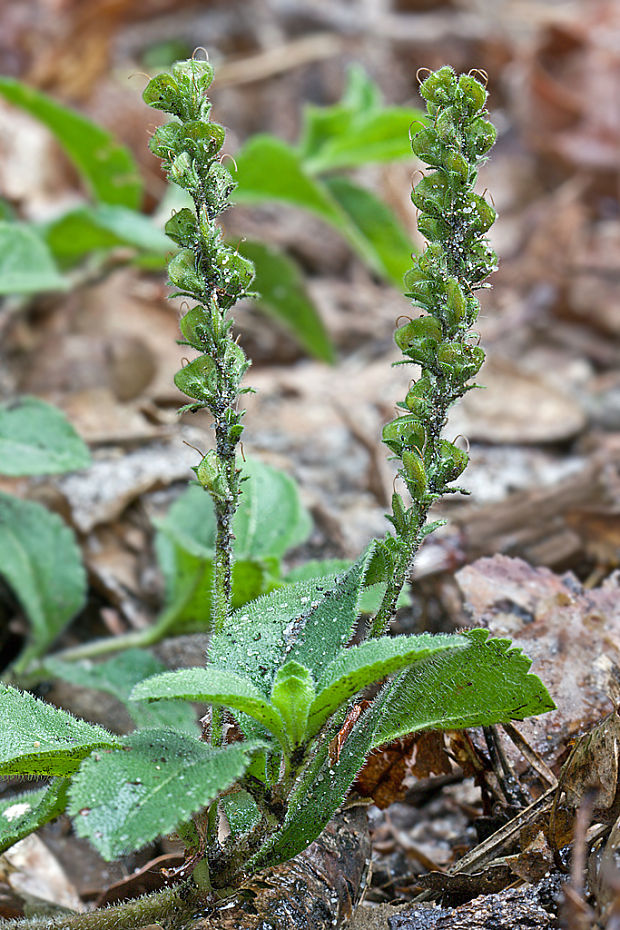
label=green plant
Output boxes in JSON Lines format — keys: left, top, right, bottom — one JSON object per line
{"left": 0, "top": 63, "right": 554, "bottom": 926}
{"left": 0, "top": 66, "right": 421, "bottom": 362}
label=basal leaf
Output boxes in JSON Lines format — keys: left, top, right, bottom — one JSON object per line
{"left": 270, "top": 662, "right": 315, "bottom": 746}
{"left": 324, "top": 176, "right": 415, "bottom": 285}
{"left": 0, "top": 397, "right": 90, "bottom": 476}
{"left": 44, "top": 650, "right": 199, "bottom": 735}
{"left": 0, "top": 78, "right": 142, "bottom": 208}
{"left": 42, "top": 204, "right": 169, "bottom": 266}
{"left": 208, "top": 546, "right": 375, "bottom": 691}
{"left": 236, "top": 240, "right": 335, "bottom": 364}
{"left": 0, "top": 492, "right": 87, "bottom": 668}
{"left": 68, "top": 729, "right": 262, "bottom": 859}
{"left": 131, "top": 667, "right": 287, "bottom": 746}
{"left": 0, "top": 684, "right": 120, "bottom": 776}
{"left": 307, "top": 633, "right": 467, "bottom": 737}
{"left": 232, "top": 136, "right": 344, "bottom": 228}
{"left": 372, "top": 628, "right": 556, "bottom": 747}
{"left": 0, "top": 778, "right": 70, "bottom": 854}
{"left": 0, "top": 223, "right": 66, "bottom": 295}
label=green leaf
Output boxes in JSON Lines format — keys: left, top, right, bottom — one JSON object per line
{"left": 42, "top": 204, "right": 170, "bottom": 266}
{"left": 372, "top": 629, "right": 556, "bottom": 747}
{"left": 0, "top": 684, "right": 120, "bottom": 776}
{"left": 221, "top": 790, "right": 260, "bottom": 839}
{"left": 0, "top": 397, "right": 90, "bottom": 476}
{"left": 232, "top": 136, "right": 344, "bottom": 227}
{"left": 0, "top": 492, "right": 87, "bottom": 667}
{"left": 324, "top": 176, "right": 415, "bottom": 285}
{"left": 0, "top": 223, "right": 67, "bottom": 295}
{"left": 43, "top": 651, "right": 199, "bottom": 735}
{"left": 208, "top": 546, "right": 375, "bottom": 693}
{"left": 306, "top": 633, "right": 467, "bottom": 737}
{"left": 0, "top": 78, "right": 142, "bottom": 208}
{"left": 68, "top": 729, "right": 262, "bottom": 859}
{"left": 270, "top": 661, "right": 315, "bottom": 746}
{"left": 0, "top": 779, "right": 70, "bottom": 854}
{"left": 131, "top": 667, "right": 287, "bottom": 746}
{"left": 236, "top": 240, "right": 335, "bottom": 364}
{"left": 298, "top": 65, "right": 383, "bottom": 161}
{"left": 302, "top": 107, "right": 425, "bottom": 175}
{"left": 284, "top": 561, "right": 410, "bottom": 613}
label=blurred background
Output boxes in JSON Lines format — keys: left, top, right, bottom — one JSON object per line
{"left": 0, "top": 0, "right": 619, "bottom": 658}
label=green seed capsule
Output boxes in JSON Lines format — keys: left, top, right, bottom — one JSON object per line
{"left": 181, "top": 121, "right": 226, "bottom": 162}
{"left": 456, "top": 74, "right": 487, "bottom": 116}
{"left": 395, "top": 316, "right": 442, "bottom": 366}
{"left": 467, "top": 193, "right": 496, "bottom": 235}
{"left": 405, "top": 376, "right": 433, "bottom": 418}
{"left": 172, "top": 59, "right": 214, "bottom": 95}
{"left": 165, "top": 208, "right": 198, "bottom": 246}
{"left": 436, "top": 342, "right": 484, "bottom": 380}
{"left": 179, "top": 306, "right": 211, "bottom": 348}
{"left": 142, "top": 73, "right": 182, "bottom": 116}
{"left": 417, "top": 214, "right": 451, "bottom": 243}
{"left": 149, "top": 123, "right": 181, "bottom": 159}
{"left": 419, "top": 66, "right": 457, "bottom": 107}
{"left": 168, "top": 249, "right": 203, "bottom": 294}
{"left": 435, "top": 106, "right": 459, "bottom": 143}
{"left": 466, "top": 117, "right": 497, "bottom": 158}
{"left": 435, "top": 439, "right": 469, "bottom": 484}
{"left": 411, "top": 172, "right": 452, "bottom": 218}
{"left": 442, "top": 150, "right": 469, "bottom": 182}
{"left": 382, "top": 416, "right": 426, "bottom": 456}
{"left": 444, "top": 277, "right": 467, "bottom": 326}
{"left": 401, "top": 450, "right": 428, "bottom": 500}
{"left": 174, "top": 355, "right": 218, "bottom": 403}
{"left": 410, "top": 128, "right": 444, "bottom": 166}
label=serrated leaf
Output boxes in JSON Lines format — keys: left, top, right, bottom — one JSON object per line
{"left": 0, "top": 78, "right": 142, "bottom": 208}
{"left": 131, "top": 667, "right": 287, "bottom": 746}
{"left": 44, "top": 650, "right": 198, "bottom": 735}
{"left": 307, "top": 633, "right": 467, "bottom": 737}
{"left": 0, "top": 223, "right": 66, "bottom": 295}
{"left": 0, "top": 684, "right": 120, "bottom": 776}
{"left": 236, "top": 240, "right": 334, "bottom": 363}
{"left": 42, "top": 204, "right": 169, "bottom": 266}
{"left": 372, "top": 628, "right": 556, "bottom": 747}
{"left": 0, "top": 778, "right": 70, "bottom": 854}
{"left": 68, "top": 729, "right": 262, "bottom": 859}
{"left": 0, "top": 492, "right": 87, "bottom": 668}
{"left": 324, "top": 176, "right": 415, "bottom": 285}
{"left": 0, "top": 397, "right": 90, "bottom": 476}
{"left": 208, "top": 546, "right": 375, "bottom": 694}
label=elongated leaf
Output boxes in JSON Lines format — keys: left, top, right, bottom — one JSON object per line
{"left": 131, "top": 667, "right": 287, "bottom": 746}
{"left": 324, "top": 176, "right": 415, "bottom": 285}
{"left": 270, "top": 662, "right": 315, "bottom": 746}
{"left": 0, "top": 78, "right": 142, "bottom": 208}
{"left": 0, "top": 223, "right": 66, "bottom": 295}
{"left": 237, "top": 240, "right": 334, "bottom": 363}
{"left": 0, "top": 778, "right": 70, "bottom": 853}
{"left": 232, "top": 136, "right": 344, "bottom": 227}
{"left": 208, "top": 546, "right": 375, "bottom": 691}
{"left": 68, "top": 729, "right": 263, "bottom": 859}
{"left": 372, "top": 629, "right": 555, "bottom": 747}
{"left": 0, "top": 684, "right": 120, "bottom": 776}
{"left": 284, "top": 561, "right": 410, "bottom": 613}
{"left": 42, "top": 204, "right": 169, "bottom": 266}
{"left": 0, "top": 397, "right": 90, "bottom": 476}
{"left": 307, "top": 633, "right": 467, "bottom": 737}
{"left": 0, "top": 492, "right": 87, "bottom": 667}
{"left": 44, "top": 651, "right": 198, "bottom": 735}
{"left": 302, "top": 106, "right": 424, "bottom": 174}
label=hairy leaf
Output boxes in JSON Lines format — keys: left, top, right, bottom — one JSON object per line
{"left": 0, "top": 492, "right": 87, "bottom": 667}
{"left": 0, "top": 684, "right": 120, "bottom": 776}
{"left": 208, "top": 546, "right": 375, "bottom": 692}
{"left": 372, "top": 629, "right": 556, "bottom": 746}
{"left": 0, "top": 397, "right": 90, "bottom": 476}
{"left": 307, "top": 633, "right": 467, "bottom": 737}
{"left": 0, "top": 223, "right": 66, "bottom": 295}
{"left": 68, "top": 729, "right": 262, "bottom": 859}
{"left": 324, "top": 176, "right": 415, "bottom": 285}
{"left": 237, "top": 240, "right": 334, "bottom": 363}
{"left": 0, "top": 778, "right": 70, "bottom": 854}
{"left": 270, "top": 662, "right": 315, "bottom": 746}
{"left": 0, "top": 78, "right": 142, "bottom": 208}
{"left": 44, "top": 651, "right": 198, "bottom": 734}
{"left": 131, "top": 667, "right": 287, "bottom": 746}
